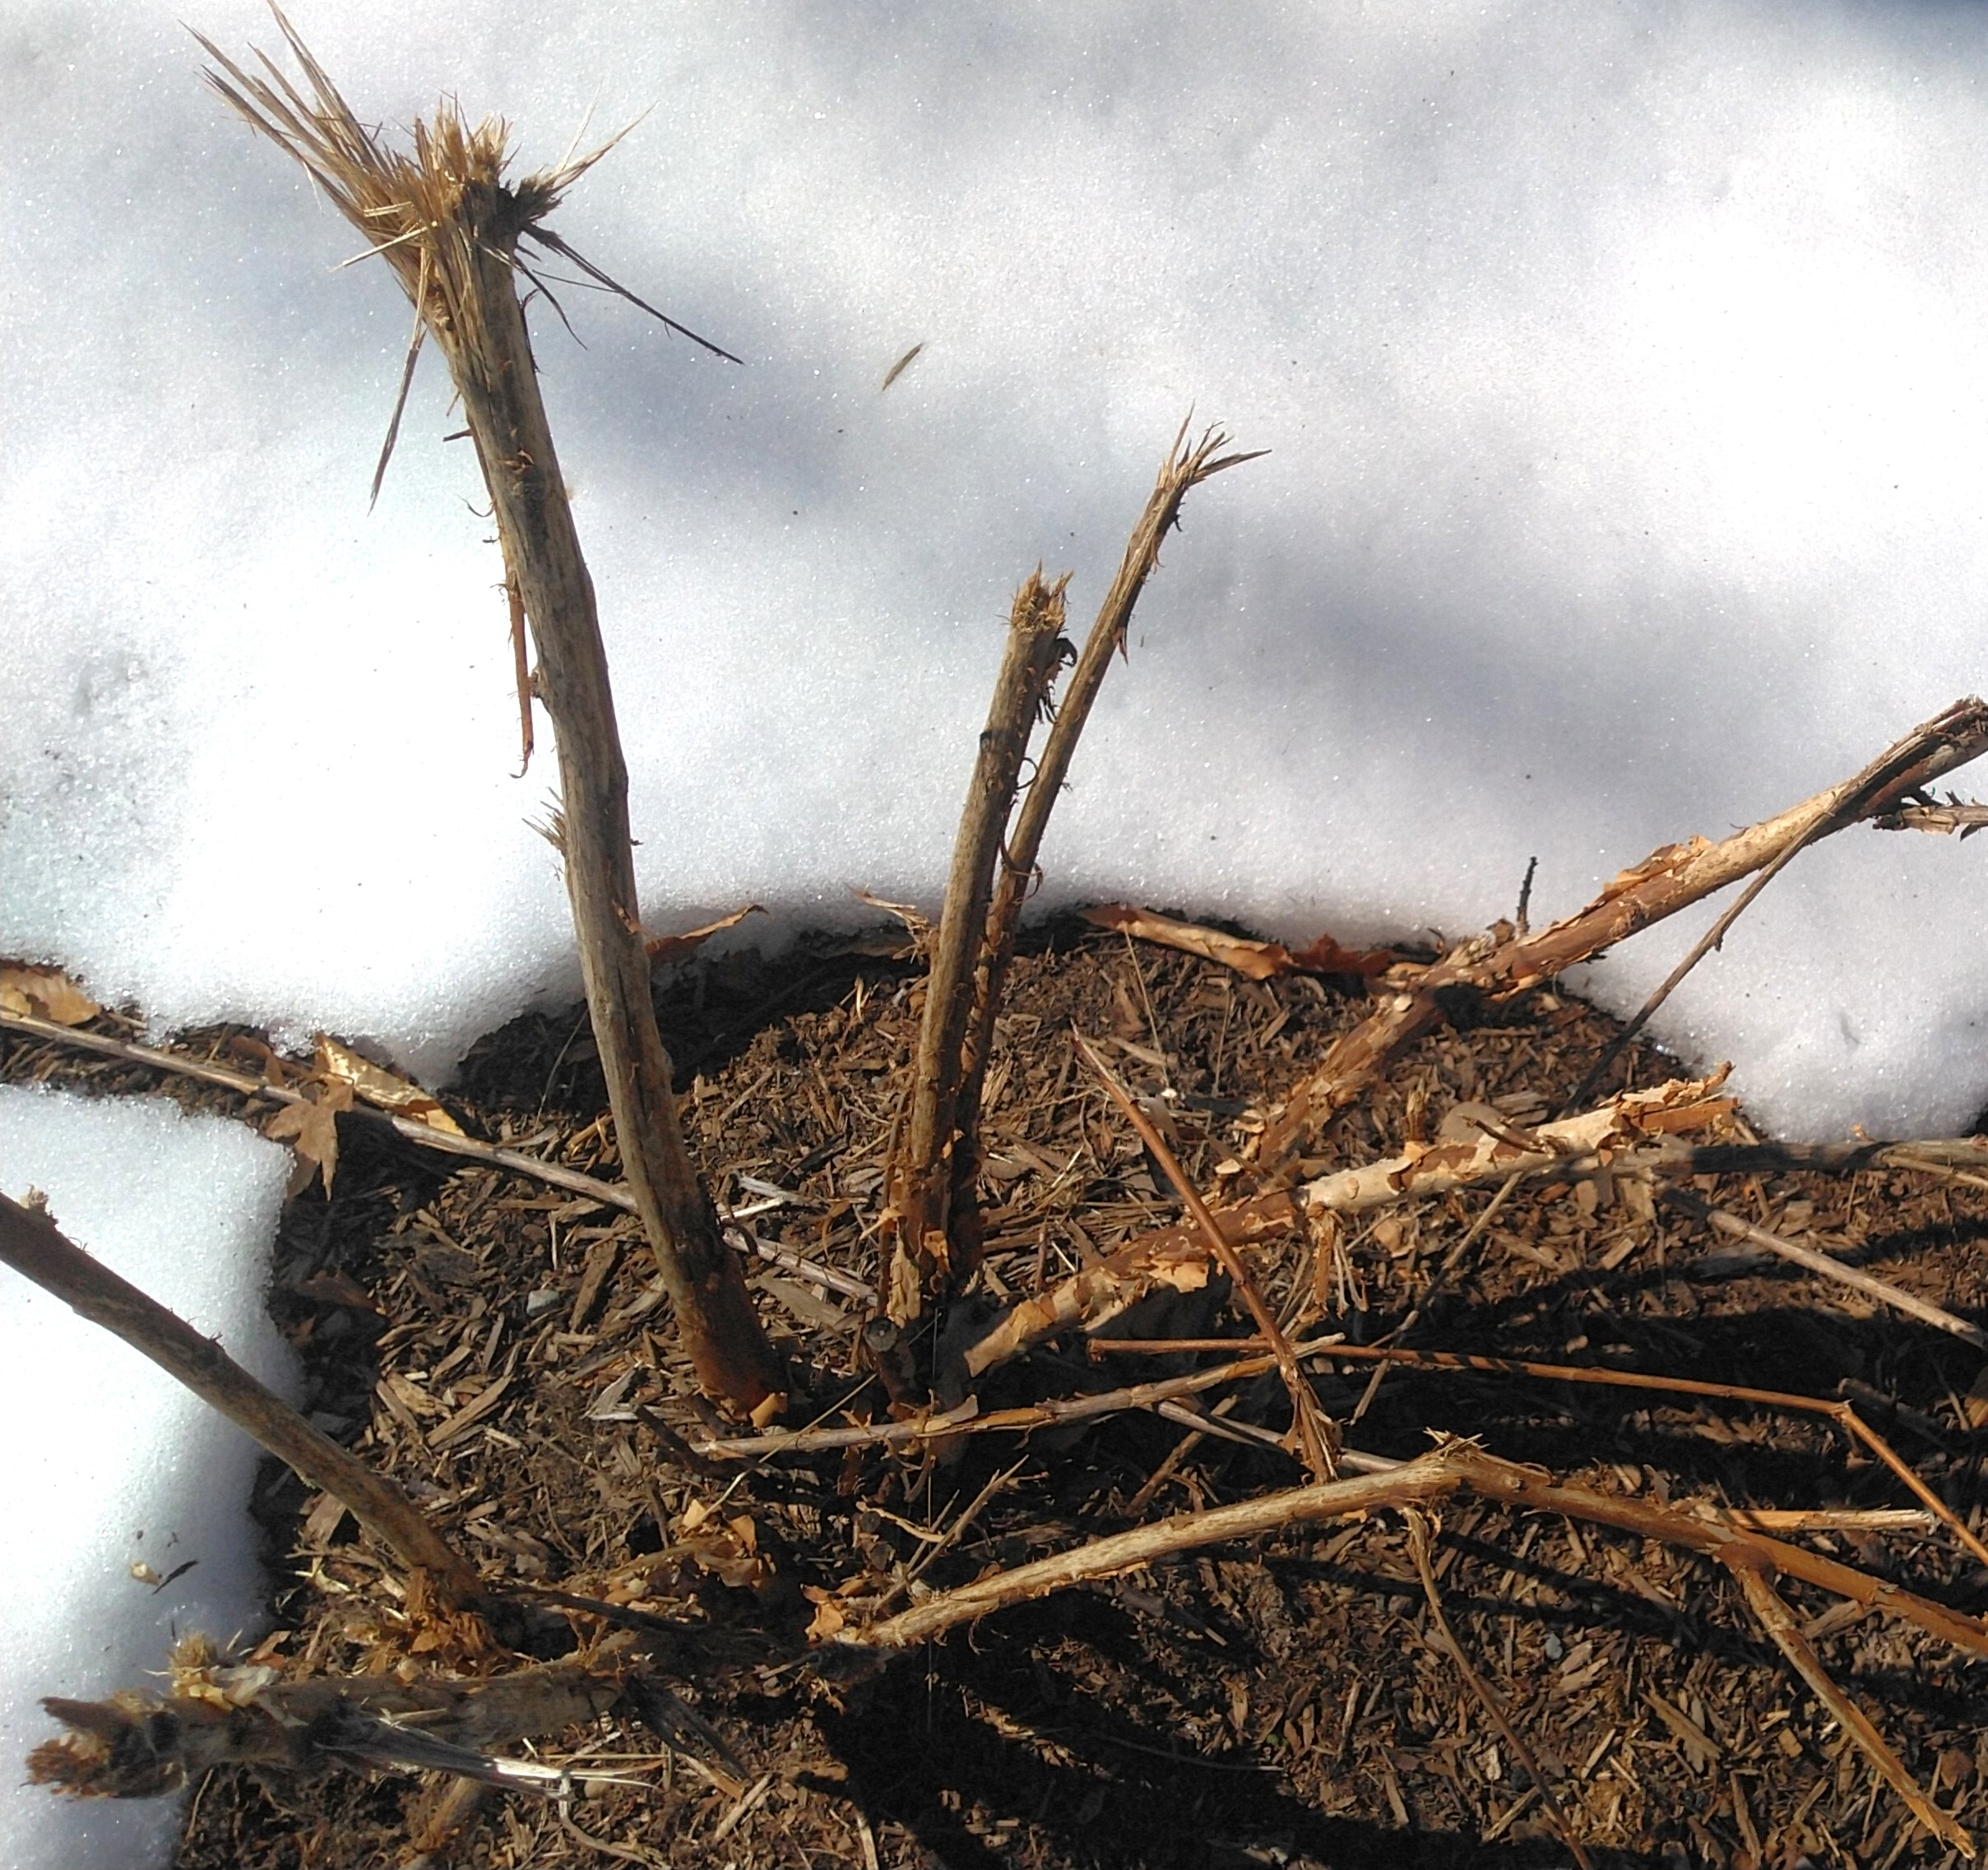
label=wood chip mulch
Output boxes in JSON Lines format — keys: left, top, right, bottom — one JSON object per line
{"left": 7, "top": 915, "right": 1988, "bottom": 1869}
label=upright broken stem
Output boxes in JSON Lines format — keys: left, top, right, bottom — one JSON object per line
{"left": 950, "top": 425, "right": 1263, "bottom": 1239}
{"left": 884, "top": 573, "right": 1070, "bottom": 1324}
{"left": 446, "top": 212, "right": 782, "bottom": 1412}
{"left": 0, "top": 1192, "right": 482, "bottom": 1607}
{"left": 202, "top": 21, "right": 783, "bottom": 1412}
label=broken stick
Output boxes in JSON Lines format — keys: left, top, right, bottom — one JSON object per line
{"left": 1257, "top": 694, "right": 1988, "bottom": 1165}
{"left": 0, "top": 1191, "right": 481, "bottom": 1607}
{"left": 202, "top": 20, "right": 785, "bottom": 1414}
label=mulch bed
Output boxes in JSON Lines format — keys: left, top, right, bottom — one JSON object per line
{"left": 7, "top": 914, "right": 1988, "bottom": 1868}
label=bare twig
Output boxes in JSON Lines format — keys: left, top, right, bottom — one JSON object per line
{"left": 201, "top": 16, "right": 783, "bottom": 1414}
{"left": 1726, "top": 1556, "right": 1972, "bottom": 1855}
{"left": 0, "top": 1192, "right": 482, "bottom": 1607}
{"left": 947, "top": 426, "right": 1261, "bottom": 1223}
{"left": 1568, "top": 709, "right": 1988, "bottom": 1109}
{"left": 1872, "top": 798, "right": 1988, "bottom": 837}
{"left": 1079, "top": 903, "right": 1394, "bottom": 984}
{"left": 1256, "top": 696, "right": 1988, "bottom": 1165}
{"left": 1404, "top": 1511, "right": 1593, "bottom": 1870}
{"left": 883, "top": 571, "right": 1071, "bottom": 1324}
{"left": 1095, "top": 1336, "right": 1988, "bottom": 1568}
{"left": 832, "top": 1440, "right": 1988, "bottom": 1665}
{"left": 1074, "top": 1030, "right": 1337, "bottom": 1477}
{"left": 0, "top": 1011, "right": 873, "bottom": 1304}
{"left": 1662, "top": 1186, "right": 1988, "bottom": 1354}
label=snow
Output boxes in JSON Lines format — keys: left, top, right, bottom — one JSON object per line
{"left": 0, "top": 1089, "right": 295, "bottom": 1870}
{"left": 6, "top": 2, "right": 1988, "bottom": 1854}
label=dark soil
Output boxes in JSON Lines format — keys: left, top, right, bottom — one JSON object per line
{"left": 8, "top": 915, "right": 1988, "bottom": 1868}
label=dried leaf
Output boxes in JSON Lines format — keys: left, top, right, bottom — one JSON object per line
{"left": 264, "top": 1080, "right": 356, "bottom": 1197}
{"left": 643, "top": 903, "right": 764, "bottom": 964}
{"left": 674, "top": 1503, "right": 773, "bottom": 1590}
{"left": 1079, "top": 905, "right": 1393, "bottom": 980}
{"left": 315, "top": 1035, "right": 463, "bottom": 1135}
{"left": 0, "top": 964, "right": 100, "bottom": 1025}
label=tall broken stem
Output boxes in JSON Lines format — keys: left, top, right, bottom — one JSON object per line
{"left": 883, "top": 572, "right": 1070, "bottom": 1324}
{"left": 202, "top": 17, "right": 783, "bottom": 1412}
{"left": 0, "top": 1192, "right": 482, "bottom": 1608}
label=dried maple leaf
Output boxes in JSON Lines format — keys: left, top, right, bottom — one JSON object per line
{"left": 0, "top": 963, "right": 100, "bottom": 1025}
{"left": 315, "top": 1035, "right": 462, "bottom": 1135}
{"left": 264, "top": 1080, "right": 356, "bottom": 1197}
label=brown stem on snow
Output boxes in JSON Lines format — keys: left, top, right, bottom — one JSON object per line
{"left": 0, "top": 1191, "right": 482, "bottom": 1608}
{"left": 883, "top": 572, "right": 1071, "bottom": 1325}
{"left": 1256, "top": 695, "right": 1988, "bottom": 1167}
{"left": 201, "top": 20, "right": 783, "bottom": 1414}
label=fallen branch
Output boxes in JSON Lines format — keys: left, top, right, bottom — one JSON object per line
{"left": 1080, "top": 904, "right": 1395, "bottom": 983}
{"left": 1726, "top": 1557, "right": 1972, "bottom": 1855}
{"left": 0, "top": 1010, "right": 872, "bottom": 1304}
{"left": 1256, "top": 696, "right": 1988, "bottom": 1165}
{"left": 1091, "top": 1337, "right": 1988, "bottom": 1568}
{"left": 31, "top": 1638, "right": 633, "bottom": 1799}
{"left": 1300, "top": 1072, "right": 1733, "bottom": 1215}
{"left": 0, "top": 1191, "right": 483, "bottom": 1607}
{"left": 832, "top": 1438, "right": 1988, "bottom": 1666}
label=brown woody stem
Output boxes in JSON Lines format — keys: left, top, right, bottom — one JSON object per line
{"left": 0, "top": 1191, "right": 482, "bottom": 1607}
{"left": 948, "top": 426, "right": 1263, "bottom": 1248}
{"left": 884, "top": 572, "right": 1070, "bottom": 1324}
{"left": 1258, "top": 695, "right": 1988, "bottom": 1164}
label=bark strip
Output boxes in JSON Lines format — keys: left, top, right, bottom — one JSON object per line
{"left": 0, "top": 1192, "right": 481, "bottom": 1606}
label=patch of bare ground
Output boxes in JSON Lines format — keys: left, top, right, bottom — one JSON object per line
{"left": 9, "top": 913, "right": 1988, "bottom": 1869}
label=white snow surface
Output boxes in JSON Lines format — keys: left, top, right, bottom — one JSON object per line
{"left": 0, "top": 1088, "right": 294, "bottom": 1870}
{"left": 7, "top": 0, "right": 1988, "bottom": 1141}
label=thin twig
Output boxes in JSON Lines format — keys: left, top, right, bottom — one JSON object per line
{"left": 1074, "top": 1030, "right": 1337, "bottom": 1477}
{"left": 0, "top": 1011, "right": 872, "bottom": 1303}
{"left": 1663, "top": 1186, "right": 1988, "bottom": 1354}
{"left": 832, "top": 1439, "right": 1988, "bottom": 1658}
{"left": 1097, "top": 1335, "right": 1988, "bottom": 1568}
{"left": 1404, "top": 1510, "right": 1593, "bottom": 1870}
{"left": 1725, "top": 1556, "right": 1972, "bottom": 1855}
